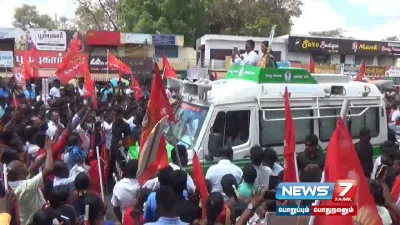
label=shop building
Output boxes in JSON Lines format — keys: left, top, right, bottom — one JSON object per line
{"left": 287, "top": 35, "right": 400, "bottom": 66}
{"left": 0, "top": 28, "right": 196, "bottom": 80}
{"left": 196, "top": 34, "right": 400, "bottom": 76}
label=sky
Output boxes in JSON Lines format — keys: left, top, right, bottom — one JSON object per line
{"left": 1, "top": 0, "right": 400, "bottom": 41}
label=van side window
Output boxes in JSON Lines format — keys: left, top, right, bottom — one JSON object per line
{"left": 319, "top": 107, "right": 380, "bottom": 141}
{"left": 259, "top": 109, "right": 313, "bottom": 147}
{"left": 208, "top": 110, "right": 251, "bottom": 155}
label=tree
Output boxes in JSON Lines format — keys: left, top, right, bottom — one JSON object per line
{"left": 13, "top": 4, "right": 57, "bottom": 29}
{"left": 309, "top": 28, "right": 348, "bottom": 38}
{"left": 207, "top": 0, "right": 302, "bottom": 37}
{"left": 383, "top": 36, "right": 399, "bottom": 41}
{"left": 119, "top": 0, "right": 208, "bottom": 47}
{"left": 73, "top": 0, "right": 119, "bottom": 32}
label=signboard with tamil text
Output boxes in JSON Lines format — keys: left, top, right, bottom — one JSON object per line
{"left": 366, "top": 66, "right": 387, "bottom": 77}
{"left": 152, "top": 35, "right": 176, "bottom": 46}
{"left": 87, "top": 31, "right": 121, "bottom": 46}
{"left": 15, "top": 50, "right": 87, "bottom": 69}
{"left": 226, "top": 65, "right": 318, "bottom": 84}
{"left": 386, "top": 67, "right": 400, "bottom": 77}
{"left": 15, "top": 29, "right": 67, "bottom": 51}
{"left": 123, "top": 33, "right": 152, "bottom": 44}
{"left": 0, "top": 51, "right": 13, "bottom": 68}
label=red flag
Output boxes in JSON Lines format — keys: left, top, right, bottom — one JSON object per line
{"left": 310, "top": 55, "right": 315, "bottom": 73}
{"left": 140, "top": 63, "right": 175, "bottom": 147}
{"left": 138, "top": 135, "right": 169, "bottom": 185}
{"left": 56, "top": 46, "right": 79, "bottom": 73}
{"left": 356, "top": 60, "right": 366, "bottom": 81}
{"left": 56, "top": 53, "right": 87, "bottom": 85}
{"left": 101, "top": 131, "right": 110, "bottom": 185}
{"left": 131, "top": 75, "right": 143, "bottom": 100}
{"left": 22, "top": 50, "right": 32, "bottom": 80}
{"left": 84, "top": 72, "right": 97, "bottom": 109}
{"left": 70, "top": 37, "right": 81, "bottom": 52}
{"left": 314, "top": 118, "right": 383, "bottom": 225}
{"left": 108, "top": 52, "right": 131, "bottom": 74}
{"left": 392, "top": 175, "right": 400, "bottom": 202}
{"left": 192, "top": 152, "right": 209, "bottom": 219}
{"left": 283, "top": 87, "right": 298, "bottom": 182}
{"left": 214, "top": 72, "right": 218, "bottom": 80}
{"left": 29, "top": 47, "right": 39, "bottom": 79}
{"left": 162, "top": 53, "right": 178, "bottom": 79}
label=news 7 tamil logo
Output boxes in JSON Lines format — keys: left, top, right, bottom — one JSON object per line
{"left": 276, "top": 180, "right": 357, "bottom": 203}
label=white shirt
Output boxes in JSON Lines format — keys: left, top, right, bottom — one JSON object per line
{"left": 124, "top": 117, "right": 136, "bottom": 131}
{"left": 372, "top": 157, "right": 382, "bottom": 179}
{"left": 377, "top": 205, "right": 392, "bottom": 225}
{"left": 76, "top": 124, "right": 91, "bottom": 151}
{"left": 49, "top": 87, "right": 60, "bottom": 98}
{"left": 27, "top": 144, "right": 40, "bottom": 158}
{"left": 111, "top": 178, "right": 140, "bottom": 219}
{"left": 53, "top": 165, "right": 86, "bottom": 191}
{"left": 253, "top": 165, "right": 272, "bottom": 188}
{"left": 271, "top": 163, "right": 284, "bottom": 176}
{"left": 46, "top": 120, "right": 64, "bottom": 140}
{"left": 205, "top": 159, "right": 243, "bottom": 193}
{"left": 126, "top": 88, "right": 133, "bottom": 95}
{"left": 392, "top": 110, "right": 400, "bottom": 122}
{"left": 143, "top": 177, "right": 160, "bottom": 191}
{"left": 102, "top": 121, "right": 113, "bottom": 150}
{"left": 232, "top": 51, "right": 259, "bottom": 66}
{"left": 78, "top": 88, "right": 85, "bottom": 96}
{"left": 9, "top": 173, "right": 46, "bottom": 225}
{"left": 169, "top": 163, "right": 196, "bottom": 191}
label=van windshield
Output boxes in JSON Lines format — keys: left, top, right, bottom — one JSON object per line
{"left": 165, "top": 102, "right": 208, "bottom": 148}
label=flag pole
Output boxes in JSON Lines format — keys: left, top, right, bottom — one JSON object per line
{"left": 3, "top": 164, "right": 7, "bottom": 192}
{"left": 96, "top": 146, "right": 105, "bottom": 202}
{"left": 308, "top": 98, "right": 350, "bottom": 225}
{"left": 106, "top": 48, "right": 109, "bottom": 81}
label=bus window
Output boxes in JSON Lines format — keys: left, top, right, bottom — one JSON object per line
{"left": 259, "top": 109, "right": 313, "bottom": 147}
{"left": 318, "top": 107, "right": 380, "bottom": 141}
{"left": 208, "top": 110, "right": 250, "bottom": 156}
{"left": 350, "top": 108, "right": 380, "bottom": 138}
{"left": 319, "top": 109, "right": 339, "bottom": 142}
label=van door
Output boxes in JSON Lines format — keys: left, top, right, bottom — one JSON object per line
{"left": 202, "top": 104, "right": 256, "bottom": 161}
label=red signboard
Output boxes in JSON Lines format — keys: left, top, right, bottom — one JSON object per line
{"left": 15, "top": 50, "right": 87, "bottom": 69}
{"left": 86, "top": 31, "right": 121, "bottom": 46}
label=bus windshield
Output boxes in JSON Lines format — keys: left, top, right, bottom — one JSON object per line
{"left": 165, "top": 102, "right": 209, "bottom": 148}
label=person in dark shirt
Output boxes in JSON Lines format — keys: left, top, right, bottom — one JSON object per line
{"left": 170, "top": 170, "right": 201, "bottom": 224}
{"left": 109, "top": 106, "right": 132, "bottom": 189}
{"left": 354, "top": 128, "right": 373, "bottom": 178}
{"left": 297, "top": 134, "right": 325, "bottom": 172}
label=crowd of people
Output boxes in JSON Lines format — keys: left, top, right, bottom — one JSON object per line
{"left": 0, "top": 72, "right": 400, "bottom": 225}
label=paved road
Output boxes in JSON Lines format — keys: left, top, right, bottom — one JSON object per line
{"left": 104, "top": 194, "right": 120, "bottom": 224}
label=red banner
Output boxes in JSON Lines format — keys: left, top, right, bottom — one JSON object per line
{"left": 86, "top": 31, "right": 121, "bottom": 46}
{"left": 15, "top": 50, "right": 88, "bottom": 69}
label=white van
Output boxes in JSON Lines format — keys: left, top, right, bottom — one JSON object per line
{"left": 166, "top": 65, "right": 387, "bottom": 169}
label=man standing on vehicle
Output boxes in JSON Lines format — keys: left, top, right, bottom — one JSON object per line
{"left": 231, "top": 40, "right": 259, "bottom": 66}
{"left": 296, "top": 134, "right": 325, "bottom": 173}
